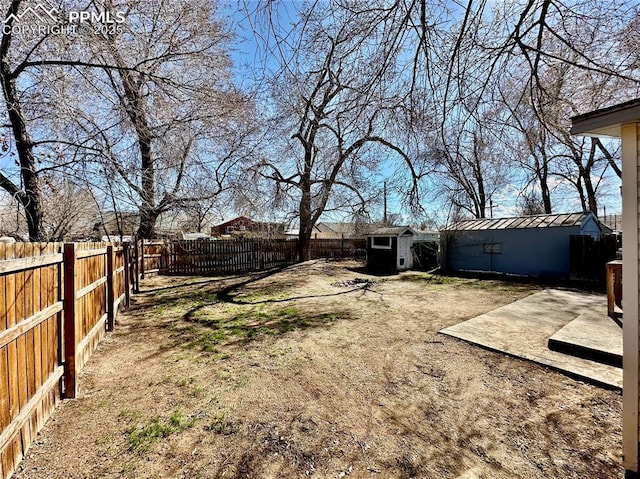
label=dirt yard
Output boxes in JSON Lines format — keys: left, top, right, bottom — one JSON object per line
{"left": 12, "top": 260, "right": 622, "bottom": 478}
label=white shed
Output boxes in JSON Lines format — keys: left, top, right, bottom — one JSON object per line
{"left": 366, "top": 226, "right": 415, "bottom": 273}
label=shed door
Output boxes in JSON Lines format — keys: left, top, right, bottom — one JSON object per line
{"left": 397, "top": 237, "right": 411, "bottom": 269}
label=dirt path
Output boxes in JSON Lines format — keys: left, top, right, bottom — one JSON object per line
{"left": 12, "top": 260, "right": 622, "bottom": 478}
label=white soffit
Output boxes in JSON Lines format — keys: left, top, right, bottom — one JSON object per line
{"left": 571, "top": 98, "right": 640, "bottom": 138}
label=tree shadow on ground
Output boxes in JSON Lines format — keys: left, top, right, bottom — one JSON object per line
{"left": 174, "top": 279, "right": 369, "bottom": 351}
{"left": 130, "top": 268, "right": 372, "bottom": 356}
{"left": 129, "top": 268, "right": 288, "bottom": 312}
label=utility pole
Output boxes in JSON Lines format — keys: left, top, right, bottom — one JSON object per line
{"left": 383, "top": 181, "right": 388, "bottom": 225}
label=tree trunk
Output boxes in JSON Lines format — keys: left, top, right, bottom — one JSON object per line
{"left": 581, "top": 140, "right": 598, "bottom": 215}
{"left": 574, "top": 177, "right": 587, "bottom": 212}
{"left": 137, "top": 206, "right": 159, "bottom": 239}
{"left": 537, "top": 155, "right": 552, "bottom": 214}
{"left": 582, "top": 172, "right": 598, "bottom": 215}
{"left": 22, "top": 193, "right": 44, "bottom": 241}
{"left": 541, "top": 180, "right": 552, "bottom": 214}
{"left": 298, "top": 228, "right": 311, "bottom": 262}
{"left": 111, "top": 48, "right": 159, "bottom": 239}
{"left": 0, "top": 0, "right": 45, "bottom": 240}
{"left": 298, "top": 186, "right": 313, "bottom": 261}
{"left": 0, "top": 95, "right": 44, "bottom": 240}
{"left": 135, "top": 148, "right": 156, "bottom": 238}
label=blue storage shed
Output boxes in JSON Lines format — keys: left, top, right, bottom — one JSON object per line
{"left": 441, "top": 211, "right": 609, "bottom": 279}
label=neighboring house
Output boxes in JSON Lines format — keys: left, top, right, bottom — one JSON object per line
{"left": 285, "top": 222, "right": 380, "bottom": 240}
{"left": 442, "top": 211, "right": 611, "bottom": 279}
{"left": 312, "top": 222, "right": 376, "bottom": 239}
{"left": 155, "top": 210, "right": 205, "bottom": 238}
{"left": 182, "top": 232, "right": 210, "bottom": 240}
{"left": 94, "top": 210, "right": 213, "bottom": 240}
{"left": 366, "top": 226, "right": 415, "bottom": 273}
{"left": 600, "top": 214, "right": 622, "bottom": 233}
{"left": 92, "top": 211, "right": 139, "bottom": 240}
{"left": 211, "top": 216, "right": 286, "bottom": 238}
{"left": 412, "top": 229, "right": 440, "bottom": 242}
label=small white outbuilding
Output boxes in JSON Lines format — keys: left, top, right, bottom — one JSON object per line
{"left": 366, "top": 226, "right": 415, "bottom": 273}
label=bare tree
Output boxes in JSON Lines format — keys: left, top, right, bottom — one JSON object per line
{"left": 0, "top": 0, "right": 48, "bottom": 240}
{"left": 527, "top": 54, "right": 624, "bottom": 215}
{"left": 0, "top": 0, "right": 250, "bottom": 240}
{"left": 247, "top": 3, "right": 424, "bottom": 259}
{"left": 436, "top": 0, "right": 633, "bottom": 217}
{"left": 433, "top": 97, "right": 512, "bottom": 219}
{"left": 496, "top": 78, "right": 555, "bottom": 214}
{"left": 39, "top": 176, "right": 98, "bottom": 241}
{"left": 66, "top": 0, "right": 249, "bottom": 238}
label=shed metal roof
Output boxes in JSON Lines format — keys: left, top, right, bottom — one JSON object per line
{"left": 444, "top": 212, "right": 594, "bottom": 232}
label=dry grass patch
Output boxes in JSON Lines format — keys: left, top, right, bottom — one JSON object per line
{"left": 12, "top": 260, "right": 622, "bottom": 479}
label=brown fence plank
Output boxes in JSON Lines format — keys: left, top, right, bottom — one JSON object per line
{"left": 63, "top": 243, "right": 77, "bottom": 399}
{"left": 13, "top": 243, "right": 28, "bottom": 456}
{"left": 23, "top": 246, "right": 36, "bottom": 446}
{"left": 32, "top": 246, "right": 42, "bottom": 407}
{"left": 39, "top": 250, "right": 50, "bottom": 403}
{"left": 0, "top": 303, "right": 63, "bottom": 350}
{"left": 107, "top": 246, "right": 114, "bottom": 331}
{"left": 0, "top": 253, "right": 63, "bottom": 275}
{"left": 3, "top": 244, "right": 20, "bottom": 474}
{"left": 0, "top": 244, "right": 9, "bottom": 478}
{"left": 32, "top": 257, "right": 42, "bottom": 393}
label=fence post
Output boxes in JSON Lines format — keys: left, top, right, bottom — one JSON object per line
{"left": 123, "top": 243, "right": 131, "bottom": 307}
{"left": 106, "top": 245, "right": 115, "bottom": 331}
{"left": 63, "top": 243, "right": 78, "bottom": 399}
{"left": 160, "top": 241, "right": 165, "bottom": 274}
{"left": 133, "top": 237, "right": 140, "bottom": 293}
{"left": 140, "top": 238, "right": 145, "bottom": 279}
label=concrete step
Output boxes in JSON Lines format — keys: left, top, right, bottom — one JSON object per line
{"left": 548, "top": 311, "right": 622, "bottom": 368}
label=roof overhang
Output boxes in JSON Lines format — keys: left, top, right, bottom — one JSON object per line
{"left": 369, "top": 226, "right": 415, "bottom": 237}
{"left": 571, "top": 98, "right": 640, "bottom": 138}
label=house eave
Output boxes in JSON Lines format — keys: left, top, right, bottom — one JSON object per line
{"left": 571, "top": 98, "right": 640, "bottom": 138}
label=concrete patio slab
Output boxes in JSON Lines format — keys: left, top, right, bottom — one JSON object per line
{"left": 439, "top": 288, "right": 623, "bottom": 389}
{"left": 548, "top": 310, "right": 622, "bottom": 367}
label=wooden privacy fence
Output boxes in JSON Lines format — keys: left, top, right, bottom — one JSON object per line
{"left": 137, "top": 239, "right": 164, "bottom": 279}
{"left": 161, "top": 238, "right": 366, "bottom": 276}
{"left": 0, "top": 242, "right": 134, "bottom": 479}
{"left": 164, "top": 239, "right": 299, "bottom": 275}
{"left": 569, "top": 234, "right": 618, "bottom": 285}
{"left": 309, "top": 238, "right": 366, "bottom": 260}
